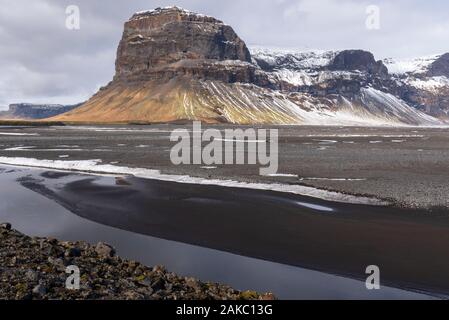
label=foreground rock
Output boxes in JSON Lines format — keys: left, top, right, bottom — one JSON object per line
{"left": 0, "top": 224, "right": 274, "bottom": 300}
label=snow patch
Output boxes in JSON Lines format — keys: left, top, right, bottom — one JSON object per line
{"left": 132, "top": 6, "right": 211, "bottom": 20}
{"left": 4, "top": 146, "right": 36, "bottom": 151}
{"left": 407, "top": 76, "right": 449, "bottom": 91}
{"left": 383, "top": 55, "right": 440, "bottom": 75}
{"left": 0, "top": 132, "right": 39, "bottom": 136}
{"left": 295, "top": 201, "right": 334, "bottom": 212}
{"left": 250, "top": 46, "right": 338, "bottom": 70}
{"left": 299, "top": 177, "right": 366, "bottom": 181}
{"left": 0, "top": 157, "right": 388, "bottom": 206}
{"left": 267, "top": 173, "right": 298, "bottom": 178}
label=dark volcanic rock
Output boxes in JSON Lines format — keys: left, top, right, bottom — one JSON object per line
{"left": 114, "top": 6, "right": 253, "bottom": 83}
{"left": 0, "top": 223, "right": 275, "bottom": 300}
{"left": 382, "top": 53, "right": 449, "bottom": 119}
{"left": 329, "top": 50, "right": 388, "bottom": 76}
{"left": 428, "top": 53, "right": 449, "bottom": 77}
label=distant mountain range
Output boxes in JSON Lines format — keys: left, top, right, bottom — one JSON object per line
{"left": 0, "top": 103, "right": 82, "bottom": 120}
{"left": 42, "top": 6, "right": 448, "bottom": 125}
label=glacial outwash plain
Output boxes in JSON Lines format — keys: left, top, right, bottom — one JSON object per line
{"left": 1, "top": 6, "right": 449, "bottom": 300}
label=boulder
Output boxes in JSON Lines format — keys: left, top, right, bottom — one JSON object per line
{"left": 95, "top": 242, "right": 116, "bottom": 258}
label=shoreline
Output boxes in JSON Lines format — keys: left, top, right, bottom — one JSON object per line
{"left": 7, "top": 166, "right": 449, "bottom": 298}
{"left": 0, "top": 166, "right": 437, "bottom": 300}
{"left": 0, "top": 223, "right": 274, "bottom": 300}
{"left": 0, "top": 158, "right": 389, "bottom": 206}
{"left": 1, "top": 124, "right": 449, "bottom": 210}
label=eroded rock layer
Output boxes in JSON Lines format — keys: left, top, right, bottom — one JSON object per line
{"left": 54, "top": 6, "right": 447, "bottom": 126}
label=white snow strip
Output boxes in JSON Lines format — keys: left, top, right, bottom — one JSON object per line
{"left": 267, "top": 173, "right": 298, "bottom": 178}
{"left": 317, "top": 140, "right": 338, "bottom": 144}
{"left": 215, "top": 138, "right": 266, "bottom": 143}
{"left": 0, "top": 157, "right": 388, "bottom": 205}
{"left": 300, "top": 177, "right": 366, "bottom": 181}
{"left": 3, "top": 146, "right": 36, "bottom": 151}
{"left": 0, "top": 132, "right": 39, "bottom": 136}
{"left": 383, "top": 55, "right": 440, "bottom": 75}
{"left": 302, "top": 134, "right": 424, "bottom": 138}
{"left": 61, "top": 126, "right": 173, "bottom": 133}
{"left": 296, "top": 201, "right": 334, "bottom": 212}
{"left": 407, "top": 76, "right": 449, "bottom": 91}
{"left": 4, "top": 148, "right": 84, "bottom": 152}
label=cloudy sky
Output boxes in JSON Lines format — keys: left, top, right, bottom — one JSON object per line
{"left": 0, "top": 0, "right": 448, "bottom": 108}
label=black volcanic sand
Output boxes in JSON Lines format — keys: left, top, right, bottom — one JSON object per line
{"left": 18, "top": 171, "right": 449, "bottom": 297}
{"left": 1, "top": 124, "right": 449, "bottom": 208}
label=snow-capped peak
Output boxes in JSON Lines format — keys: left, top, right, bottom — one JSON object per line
{"left": 132, "top": 6, "right": 209, "bottom": 20}
{"left": 250, "top": 46, "right": 339, "bottom": 71}
{"left": 383, "top": 54, "right": 441, "bottom": 75}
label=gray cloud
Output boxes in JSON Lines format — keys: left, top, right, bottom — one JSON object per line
{"left": 0, "top": 0, "right": 448, "bottom": 108}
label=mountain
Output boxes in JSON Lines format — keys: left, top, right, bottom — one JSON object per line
{"left": 0, "top": 103, "right": 82, "bottom": 120}
{"left": 53, "top": 6, "right": 446, "bottom": 126}
{"left": 383, "top": 54, "right": 449, "bottom": 118}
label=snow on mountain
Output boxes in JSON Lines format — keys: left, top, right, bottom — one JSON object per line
{"left": 134, "top": 6, "right": 189, "bottom": 15}
{"left": 55, "top": 8, "right": 447, "bottom": 126}
{"left": 133, "top": 6, "right": 210, "bottom": 19}
{"left": 250, "top": 46, "right": 338, "bottom": 71}
{"left": 406, "top": 76, "right": 449, "bottom": 92}
{"left": 359, "top": 87, "right": 441, "bottom": 125}
{"left": 383, "top": 55, "right": 441, "bottom": 75}
{"left": 250, "top": 46, "right": 361, "bottom": 87}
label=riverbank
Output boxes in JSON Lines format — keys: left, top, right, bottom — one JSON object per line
{"left": 0, "top": 223, "right": 274, "bottom": 300}
{"left": 0, "top": 165, "right": 445, "bottom": 299}
{"left": 1, "top": 124, "right": 449, "bottom": 209}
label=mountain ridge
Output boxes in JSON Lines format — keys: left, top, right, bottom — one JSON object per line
{"left": 52, "top": 6, "right": 448, "bottom": 126}
{"left": 0, "top": 103, "right": 82, "bottom": 120}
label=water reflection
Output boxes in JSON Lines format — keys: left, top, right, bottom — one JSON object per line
{"left": 0, "top": 166, "right": 435, "bottom": 300}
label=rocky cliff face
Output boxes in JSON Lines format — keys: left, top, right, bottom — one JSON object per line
{"left": 383, "top": 54, "right": 449, "bottom": 118}
{"left": 329, "top": 50, "right": 388, "bottom": 76}
{"left": 54, "top": 6, "right": 446, "bottom": 126}
{"left": 428, "top": 53, "right": 449, "bottom": 78}
{"left": 114, "top": 7, "right": 255, "bottom": 84}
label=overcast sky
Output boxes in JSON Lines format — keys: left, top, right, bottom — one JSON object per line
{"left": 0, "top": 0, "right": 448, "bottom": 108}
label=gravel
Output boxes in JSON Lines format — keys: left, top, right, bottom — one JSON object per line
{"left": 0, "top": 223, "right": 274, "bottom": 300}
